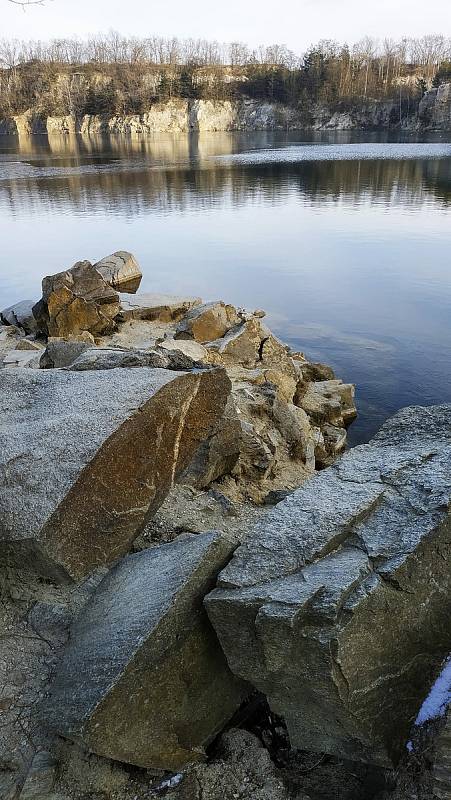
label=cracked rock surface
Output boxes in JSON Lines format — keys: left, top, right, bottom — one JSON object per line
{"left": 206, "top": 404, "right": 451, "bottom": 768}
{"left": 44, "top": 532, "right": 248, "bottom": 770}
{"left": 0, "top": 366, "right": 230, "bottom": 582}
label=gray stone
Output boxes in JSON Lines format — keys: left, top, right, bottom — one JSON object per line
{"left": 0, "top": 366, "right": 230, "bottom": 582}
{"left": 19, "top": 751, "right": 57, "bottom": 800}
{"left": 206, "top": 404, "right": 451, "bottom": 767}
{"left": 39, "top": 340, "right": 91, "bottom": 369}
{"left": 67, "top": 346, "right": 169, "bottom": 371}
{"left": 66, "top": 345, "right": 205, "bottom": 372}
{"left": 118, "top": 292, "right": 201, "bottom": 322}
{"left": 1, "top": 300, "right": 39, "bottom": 335}
{"left": 2, "top": 350, "right": 42, "bottom": 369}
{"left": 94, "top": 251, "right": 142, "bottom": 293}
{"left": 44, "top": 532, "right": 247, "bottom": 770}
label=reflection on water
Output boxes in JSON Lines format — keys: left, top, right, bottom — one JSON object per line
{"left": 1, "top": 130, "right": 450, "bottom": 444}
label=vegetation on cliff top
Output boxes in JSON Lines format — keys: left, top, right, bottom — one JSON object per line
{"left": 0, "top": 33, "right": 450, "bottom": 119}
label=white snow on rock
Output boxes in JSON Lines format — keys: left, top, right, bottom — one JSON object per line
{"left": 415, "top": 657, "right": 451, "bottom": 726}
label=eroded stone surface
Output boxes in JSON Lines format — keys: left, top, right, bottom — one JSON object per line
{"left": 94, "top": 251, "right": 142, "bottom": 294}
{"left": 0, "top": 366, "right": 230, "bottom": 582}
{"left": 44, "top": 533, "right": 247, "bottom": 770}
{"left": 206, "top": 404, "right": 451, "bottom": 767}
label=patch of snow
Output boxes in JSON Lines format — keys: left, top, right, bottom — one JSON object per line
{"left": 156, "top": 773, "right": 183, "bottom": 792}
{"left": 415, "top": 656, "right": 451, "bottom": 726}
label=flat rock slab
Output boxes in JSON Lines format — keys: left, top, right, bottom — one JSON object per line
{"left": 44, "top": 532, "right": 247, "bottom": 770}
{"left": 119, "top": 293, "right": 201, "bottom": 322}
{"left": 0, "top": 366, "right": 230, "bottom": 582}
{"left": 206, "top": 404, "right": 451, "bottom": 767}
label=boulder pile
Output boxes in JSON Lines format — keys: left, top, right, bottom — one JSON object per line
{"left": 0, "top": 251, "right": 449, "bottom": 800}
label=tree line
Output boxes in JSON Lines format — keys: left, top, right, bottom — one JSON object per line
{"left": 1, "top": 33, "right": 450, "bottom": 119}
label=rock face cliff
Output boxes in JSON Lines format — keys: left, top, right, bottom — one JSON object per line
{"left": 419, "top": 83, "right": 451, "bottom": 130}
{"left": 2, "top": 84, "right": 450, "bottom": 134}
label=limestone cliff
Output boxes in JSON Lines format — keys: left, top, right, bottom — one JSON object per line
{"left": 1, "top": 86, "right": 450, "bottom": 135}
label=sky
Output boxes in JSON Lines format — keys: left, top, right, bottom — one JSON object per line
{"left": 3, "top": 0, "right": 451, "bottom": 51}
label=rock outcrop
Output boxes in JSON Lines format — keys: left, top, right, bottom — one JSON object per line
{"left": 206, "top": 404, "right": 451, "bottom": 768}
{"left": 419, "top": 83, "right": 451, "bottom": 130}
{"left": 0, "top": 366, "right": 230, "bottom": 581}
{"left": 4, "top": 92, "right": 444, "bottom": 135}
{"left": 33, "top": 260, "right": 121, "bottom": 338}
{"left": 94, "top": 251, "right": 142, "bottom": 293}
{"left": 44, "top": 532, "right": 247, "bottom": 770}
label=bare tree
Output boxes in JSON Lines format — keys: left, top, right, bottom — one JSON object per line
{"left": 7, "top": 0, "right": 48, "bottom": 6}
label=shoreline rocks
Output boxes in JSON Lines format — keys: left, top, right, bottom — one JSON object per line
{"left": 44, "top": 532, "right": 247, "bottom": 770}
{"left": 0, "top": 366, "right": 231, "bottom": 582}
{"left": 206, "top": 404, "right": 451, "bottom": 767}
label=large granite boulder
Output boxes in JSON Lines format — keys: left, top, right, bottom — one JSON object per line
{"left": 0, "top": 366, "right": 230, "bottom": 582}
{"left": 44, "top": 532, "right": 247, "bottom": 770}
{"left": 32, "top": 260, "right": 120, "bottom": 338}
{"left": 175, "top": 301, "right": 240, "bottom": 343}
{"left": 206, "top": 404, "right": 451, "bottom": 767}
{"left": 94, "top": 251, "right": 142, "bottom": 293}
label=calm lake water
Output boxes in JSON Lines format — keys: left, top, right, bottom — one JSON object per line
{"left": 1, "top": 130, "right": 450, "bottom": 445}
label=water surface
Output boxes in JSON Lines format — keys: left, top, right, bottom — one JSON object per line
{"left": 1, "top": 130, "right": 450, "bottom": 444}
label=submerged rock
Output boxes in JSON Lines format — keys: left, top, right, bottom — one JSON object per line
{"left": 33, "top": 260, "right": 120, "bottom": 338}
{"left": 206, "top": 404, "right": 451, "bottom": 767}
{"left": 44, "top": 532, "right": 247, "bottom": 770}
{"left": 94, "top": 251, "right": 142, "bottom": 293}
{"left": 0, "top": 366, "right": 230, "bottom": 582}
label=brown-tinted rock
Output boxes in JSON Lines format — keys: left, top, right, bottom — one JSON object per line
{"left": 208, "top": 319, "right": 265, "bottom": 367}
{"left": 179, "top": 397, "right": 242, "bottom": 489}
{"left": 94, "top": 251, "right": 142, "bottom": 293}
{"left": 175, "top": 301, "right": 240, "bottom": 343}
{"left": 44, "top": 532, "right": 248, "bottom": 770}
{"left": 0, "top": 366, "right": 230, "bottom": 582}
{"left": 33, "top": 261, "right": 120, "bottom": 338}
{"left": 301, "top": 361, "right": 336, "bottom": 382}
{"left": 164, "top": 729, "right": 290, "bottom": 800}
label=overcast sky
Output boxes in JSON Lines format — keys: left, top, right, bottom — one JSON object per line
{"left": 3, "top": 0, "right": 451, "bottom": 50}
